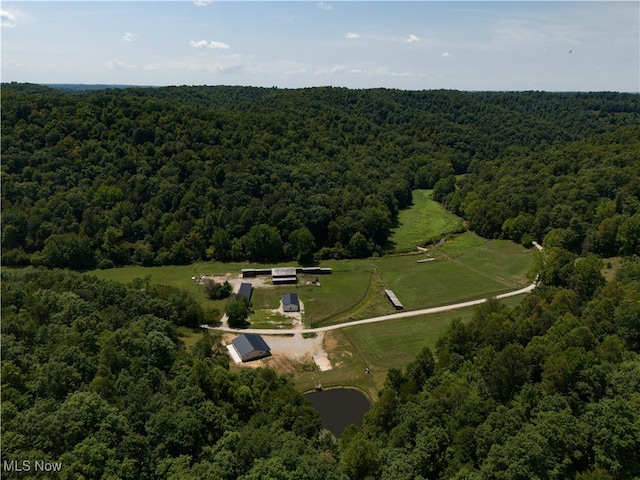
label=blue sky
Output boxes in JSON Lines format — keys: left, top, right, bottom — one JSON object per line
{"left": 2, "top": 1, "right": 638, "bottom": 91}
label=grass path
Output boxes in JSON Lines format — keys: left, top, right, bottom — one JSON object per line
{"left": 390, "top": 189, "right": 464, "bottom": 251}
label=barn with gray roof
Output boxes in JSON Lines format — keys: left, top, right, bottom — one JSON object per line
{"left": 238, "top": 282, "right": 253, "bottom": 302}
{"left": 231, "top": 334, "right": 271, "bottom": 362}
{"left": 282, "top": 293, "right": 300, "bottom": 312}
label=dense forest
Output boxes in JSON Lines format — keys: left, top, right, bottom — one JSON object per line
{"left": 2, "top": 250, "right": 639, "bottom": 478}
{"left": 2, "top": 84, "right": 639, "bottom": 268}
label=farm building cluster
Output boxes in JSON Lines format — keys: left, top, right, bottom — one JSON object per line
{"left": 241, "top": 266, "right": 333, "bottom": 284}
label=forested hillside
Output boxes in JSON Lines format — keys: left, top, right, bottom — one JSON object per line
{"left": 1, "top": 268, "right": 346, "bottom": 479}
{"left": 2, "top": 247, "right": 638, "bottom": 479}
{"left": 2, "top": 84, "right": 639, "bottom": 268}
{"left": 360, "top": 256, "right": 640, "bottom": 480}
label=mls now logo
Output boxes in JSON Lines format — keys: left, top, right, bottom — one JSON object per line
{"left": 2, "top": 459, "right": 63, "bottom": 473}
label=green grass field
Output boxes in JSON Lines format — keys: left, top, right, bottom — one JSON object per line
{"left": 91, "top": 231, "right": 532, "bottom": 330}
{"left": 377, "top": 232, "right": 533, "bottom": 310}
{"left": 64, "top": 187, "right": 537, "bottom": 396}
{"left": 291, "top": 294, "right": 527, "bottom": 397}
{"left": 390, "top": 189, "right": 465, "bottom": 251}
{"left": 90, "top": 262, "right": 241, "bottom": 319}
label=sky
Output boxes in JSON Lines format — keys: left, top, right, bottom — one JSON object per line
{"left": 1, "top": 1, "right": 639, "bottom": 91}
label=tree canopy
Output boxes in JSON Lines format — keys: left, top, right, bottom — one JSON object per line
{"left": 2, "top": 84, "right": 638, "bottom": 268}
{"left": 0, "top": 268, "right": 342, "bottom": 479}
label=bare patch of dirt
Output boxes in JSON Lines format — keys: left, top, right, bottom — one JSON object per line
{"left": 225, "top": 332, "right": 332, "bottom": 373}
{"left": 196, "top": 272, "right": 276, "bottom": 294}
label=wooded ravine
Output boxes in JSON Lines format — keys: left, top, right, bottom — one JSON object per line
{"left": 1, "top": 84, "right": 639, "bottom": 479}
{"left": 2, "top": 84, "right": 639, "bottom": 268}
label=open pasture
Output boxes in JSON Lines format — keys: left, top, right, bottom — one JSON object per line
{"left": 249, "top": 263, "right": 373, "bottom": 327}
{"left": 90, "top": 233, "right": 532, "bottom": 327}
{"left": 439, "top": 232, "right": 533, "bottom": 286}
{"left": 377, "top": 232, "right": 533, "bottom": 310}
{"left": 291, "top": 294, "right": 527, "bottom": 396}
{"left": 390, "top": 189, "right": 465, "bottom": 251}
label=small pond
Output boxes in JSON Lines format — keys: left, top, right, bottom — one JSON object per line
{"left": 304, "top": 388, "right": 371, "bottom": 437}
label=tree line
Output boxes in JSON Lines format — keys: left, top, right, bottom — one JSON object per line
{"left": 2, "top": 251, "right": 638, "bottom": 478}
{"left": 357, "top": 255, "right": 640, "bottom": 480}
{"left": 1, "top": 268, "right": 346, "bottom": 479}
{"left": 2, "top": 83, "right": 638, "bottom": 269}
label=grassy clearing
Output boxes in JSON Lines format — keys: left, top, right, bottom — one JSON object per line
{"left": 293, "top": 265, "right": 373, "bottom": 327}
{"left": 439, "top": 233, "right": 533, "bottom": 287}
{"left": 390, "top": 189, "right": 464, "bottom": 251}
{"left": 248, "top": 310, "right": 295, "bottom": 329}
{"left": 601, "top": 257, "right": 624, "bottom": 282}
{"left": 175, "top": 326, "right": 208, "bottom": 349}
{"left": 89, "top": 233, "right": 532, "bottom": 328}
{"left": 376, "top": 232, "right": 533, "bottom": 311}
{"left": 292, "top": 329, "right": 379, "bottom": 398}
{"left": 291, "top": 294, "right": 527, "bottom": 397}
{"left": 90, "top": 262, "right": 236, "bottom": 316}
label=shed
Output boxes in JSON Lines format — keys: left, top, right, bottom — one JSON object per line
{"left": 385, "top": 289, "right": 404, "bottom": 310}
{"left": 282, "top": 293, "right": 300, "bottom": 312}
{"left": 232, "top": 334, "right": 271, "bottom": 362}
{"left": 272, "top": 267, "right": 297, "bottom": 284}
{"left": 238, "top": 282, "right": 253, "bottom": 302}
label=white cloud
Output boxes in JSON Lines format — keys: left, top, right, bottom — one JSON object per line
{"left": 318, "top": 2, "right": 333, "bottom": 11}
{"left": 106, "top": 58, "right": 135, "bottom": 70}
{"left": 442, "top": 52, "right": 450, "bottom": 57}
{"left": 406, "top": 34, "right": 420, "bottom": 43}
{"left": 4, "top": 59, "right": 24, "bottom": 68}
{"left": 286, "top": 67, "right": 308, "bottom": 75}
{"left": 123, "top": 32, "right": 136, "bottom": 42}
{"left": 346, "top": 32, "right": 360, "bottom": 39}
{"left": 1, "top": 9, "right": 17, "bottom": 28}
{"left": 193, "top": 0, "right": 212, "bottom": 6}
{"left": 190, "top": 39, "right": 230, "bottom": 49}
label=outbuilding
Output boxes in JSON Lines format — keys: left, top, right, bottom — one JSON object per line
{"left": 282, "top": 293, "right": 300, "bottom": 312}
{"left": 231, "top": 334, "right": 271, "bottom": 362}
{"left": 385, "top": 289, "right": 404, "bottom": 310}
{"left": 272, "top": 267, "right": 298, "bottom": 284}
{"left": 238, "top": 282, "right": 253, "bottom": 302}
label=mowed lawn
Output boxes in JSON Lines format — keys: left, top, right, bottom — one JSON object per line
{"left": 390, "top": 189, "right": 464, "bottom": 251}
{"left": 292, "top": 294, "right": 527, "bottom": 396}
{"left": 90, "top": 261, "right": 245, "bottom": 316}
{"left": 378, "top": 232, "right": 533, "bottom": 310}
{"left": 91, "top": 259, "right": 374, "bottom": 328}
{"left": 250, "top": 261, "right": 374, "bottom": 328}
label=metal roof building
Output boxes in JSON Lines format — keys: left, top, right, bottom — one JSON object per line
{"left": 238, "top": 282, "right": 253, "bottom": 301}
{"left": 231, "top": 334, "right": 271, "bottom": 362}
{"left": 385, "top": 289, "right": 404, "bottom": 310}
{"left": 272, "top": 267, "right": 297, "bottom": 284}
{"left": 282, "top": 293, "right": 300, "bottom": 312}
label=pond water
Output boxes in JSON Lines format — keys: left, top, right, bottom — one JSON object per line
{"left": 304, "top": 388, "right": 371, "bottom": 437}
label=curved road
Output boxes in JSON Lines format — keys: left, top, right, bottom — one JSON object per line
{"left": 204, "top": 242, "right": 542, "bottom": 336}
{"left": 205, "top": 281, "right": 537, "bottom": 335}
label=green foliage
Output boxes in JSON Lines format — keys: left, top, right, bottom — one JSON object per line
{"left": 35, "top": 233, "right": 96, "bottom": 270}
{"left": 1, "top": 268, "right": 340, "bottom": 479}
{"left": 339, "top": 428, "right": 382, "bottom": 480}
{"left": 3, "top": 85, "right": 638, "bottom": 269}
{"left": 226, "top": 299, "right": 250, "bottom": 328}
{"left": 407, "top": 346, "right": 436, "bottom": 392}
{"left": 288, "top": 226, "right": 317, "bottom": 265}
{"left": 203, "top": 278, "right": 233, "bottom": 300}
{"left": 366, "top": 257, "right": 640, "bottom": 479}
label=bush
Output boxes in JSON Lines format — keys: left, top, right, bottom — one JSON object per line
{"left": 226, "top": 300, "right": 250, "bottom": 329}
{"left": 203, "top": 278, "right": 233, "bottom": 300}
{"left": 98, "top": 259, "right": 115, "bottom": 270}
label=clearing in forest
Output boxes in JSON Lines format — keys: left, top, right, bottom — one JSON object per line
{"left": 389, "top": 189, "right": 465, "bottom": 252}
